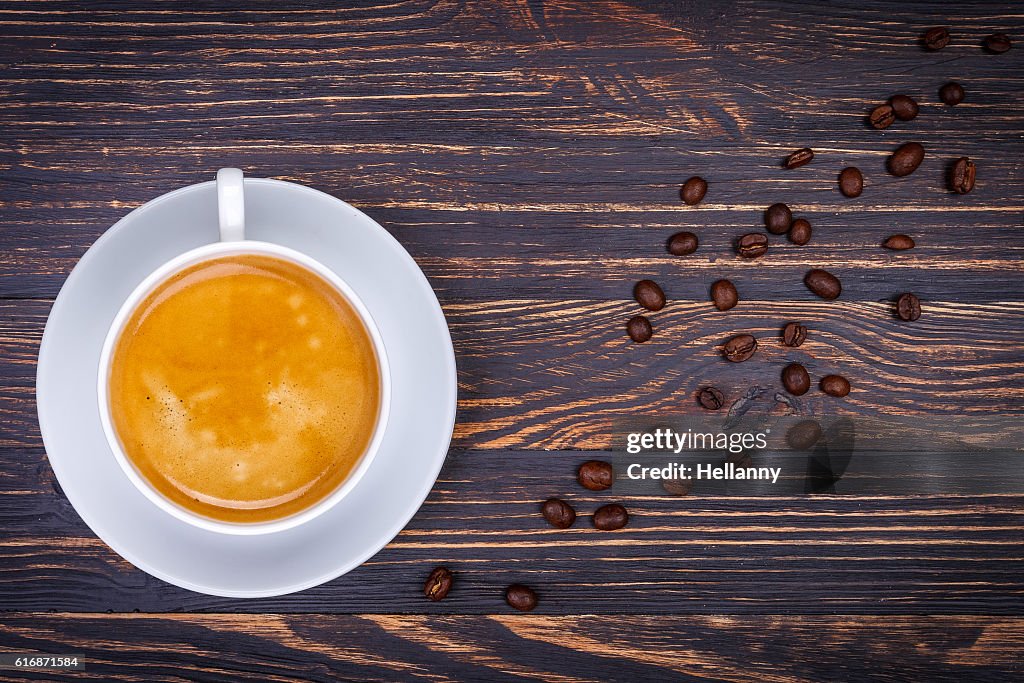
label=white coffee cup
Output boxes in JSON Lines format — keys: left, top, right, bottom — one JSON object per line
{"left": 96, "top": 169, "right": 391, "bottom": 536}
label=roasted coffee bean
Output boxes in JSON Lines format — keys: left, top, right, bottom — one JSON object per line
{"left": 782, "top": 322, "right": 807, "bottom": 347}
{"left": 869, "top": 104, "right": 895, "bottom": 129}
{"left": 785, "top": 148, "right": 814, "bottom": 169}
{"left": 820, "top": 374, "right": 851, "bottom": 397}
{"left": 889, "top": 142, "right": 925, "bottom": 177}
{"left": 626, "top": 315, "right": 652, "bottom": 343}
{"left": 681, "top": 176, "right": 708, "bottom": 205}
{"left": 736, "top": 233, "right": 768, "bottom": 258}
{"left": 662, "top": 478, "right": 693, "bottom": 496}
{"left": 765, "top": 203, "right": 792, "bottom": 234}
{"left": 788, "top": 218, "right": 811, "bottom": 245}
{"left": 923, "top": 26, "right": 950, "bottom": 50}
{"left": 939, "top": 81, "right": 964, "bottom": 105}
{"left": 883, "top": 234, "right": 916, "bottom": 250}
{"left": 710, "top": 279, "right": 738, "bottom": 311}
{"left": 722, "top": 334, "right": 757, "bottom": 362}
{"left": 578, "top": 460, "right": 614, "bottom": 491}
{"left": 782, "top": 363, "right": 811, "bottom": 396}
{"left": 424, "top": 567, "right": 453, "bottom": 601}
{"left": 726, "top": 451, "right": 753, "bottom": 468}
{"left": 896, "top": 293, "right": 922, "bottom": 321}
{"left": 541, "top": 498, "right": 576, "bottom": 529}
{"left": 697, "top": 386, "right": 726, "bottom": 410}
{"left": 634, "top": 279, "right": 665, "bottom": 311}
{"left": 593, "top": 503, "right": 629, "bottom": 530}
{"left": 667, "top": 231, "right": 699, "bottom": 255}
{"left": 890, "top": 94, "right": 919, "bottom": 121}
{"left": 838, "top": 167, "right": 863, "bottom": 197}
{"left": 787, "top": 419, "right": 823, "bottom": 450}
{"left": 804, "top": 269, "right": 842, "bottom": 300}
{"left": 505, "top": 584, "right": 538, "bottom": 611}
{"left": 984, "top": 33, "right": 1011, "bottom": 54}
{"left": 950, "top": 157, "right": 976, "bottom": 194}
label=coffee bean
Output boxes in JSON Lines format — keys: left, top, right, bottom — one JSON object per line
{"left": 889, "top": 142, "right": 925, "bottom": 177}
{"left": 662, "top": 478, "right": 693, "bottom": 496}
{"left": 626, "top": 315, "right": 652, "bottom": 343}
{"left": 896, "top": 293, "right": 921, "bottom": 321}
{"left": 984, "top": 33, "right": 1011, "bottom": 54}
{"left": 786, "top": 419, "right": 823, "bottom": 450}
{"left": 424, "top": 567, "right": 453, "bottom": 601}
{"left": 578, "top": 460, "right": 613, "bottom": 491}
{"left": 890, "top": 94, "right": 919, "bottom": 121}
{"left": 923, "top": 26, "right": 950, "bottom": 50}
{"left": 722, "top": 334, "right": 757, "bottom": 362}
{"left": 726, "top": 451, "right": 753, "bottom": 468}
{"left": 667, "top": 231, "right": 699, "bottom": 256}
{"left": 804, "top": 269, "right": 842, "bottom": 300}
{"left": 541, "top": 498, "right": 576, "bottom": 529}
{"left": 785, "top": 148, "right": 814, "bottom": 169}
{"left": 697, "top": 386, "right": 726, "bottom": 410}
{"left": 820, "top": 374, "right": 851, "bottom": 397}
{"left": 782, "top": 363, "right": 811, "bottom": 396}
{"left": 838, "top": 167, "right": 863, "bottom": 197}
{"left": 765, "top": 203, "right": 792, "bottom": 234}
{"left": 782, "top": 322, "right": 807, "bottom": 347}
{"left": 869, "top": 104, "right": 895, "bottom": 130}
{"left": 634, "top": 280, "right": 665, "bottom": 311}
{"left": 681, "top": 176, "right": 708, "bottom": 205}
{"left": 883, "top": 234, "right": 915, "bottom": 250}
{"left": 939, "top": 81, "right": 964, "bottom": 105}
{"left": 736, "top": 233, "right": 768, "bottom": 258}
{"left": 788, "top": 218, "right": 811, "bottom": 245}
{"left": 950, "top": 157, "right": 976, "bottom": 194}
{"left": 505, "top": 584, "right": 538, "bottom": 611}
{"left": 710, "top": 279, "right": 738, "bottom": 311}
{"left": 593, "top": 503, "right": 629, "bottom": 530}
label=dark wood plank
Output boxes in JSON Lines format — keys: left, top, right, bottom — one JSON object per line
{"left": 1, "top": 614, "right": 1022, "bottom": 682}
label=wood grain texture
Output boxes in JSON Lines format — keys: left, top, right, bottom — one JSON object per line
{"left": 1, "top": 614, "right": 1023, "bottom": 682}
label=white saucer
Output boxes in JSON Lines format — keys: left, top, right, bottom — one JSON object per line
{"left": 36, "top": 178, "right": 457, "bottom": 597}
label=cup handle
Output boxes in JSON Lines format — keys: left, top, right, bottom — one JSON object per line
{"left": 217, "top": 168, "right": 245, "bottom": 242}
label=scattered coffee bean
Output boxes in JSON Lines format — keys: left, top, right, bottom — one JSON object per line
{"left": 424, "top": 567, "right": 453, "bottom": 601}
{"left": 804, "top": 269, "right": 842, "bottom": 300}
{"left": 541, "top": 498, "right": 576, "bottom": 529}
{"left": 626, "top": 315, "right": 652, "bottom": 343}
{"left": 726, "top": 450, "right": 753, "bottom": 468}
{"left": 787, "top": 419, "right": 823, "bottom": 450}
{"left": 869, "top": 104, "right": 895, "bottom": 130}
{"left": 710, "top": 279, "right": 739, "bottom": 311}
{"left": 890, "top": 94, "right": 919, "bottom": 121}
{"left": 736, "top": 233, "right": 768, "bottom": 258}
{"left": 984, "top": 33, "right": 1011, "bottom": 54}
{"left": 662, "top": 478, "right": 693, "bottom": 496}
{"left": 593, "top": 503, "right": 629, "bottom": 530}
{"left": 667, "top": 231, "right": 699, "bottom": 256}
{"left": 939, "top": 81, "right": 964, "bottom": 105}
{"left": 883, "top": 234, "right": 916, "bottom": 250}
{"left": 838, "top": 167, "right": 863, "bottom": 197}
{"left": 889, "top": 142, "right": 925, "bottom": 177}
{"left": 785, "top": 148, "right": 814, "bottom": 169}
{"left": 765, "top": 203, "right": 792, "bottom": 234}
{"left": 681, "top": 176, "right": 708, "bottom": 205}
{"left": 782, "top": 363, "right": 811, "bottom": 396}
{"left": 578, "top": 460, "right": 614, "bottom": 491}
{"left": 634, "top": 280, "right": 665, "bottom": 311}
{"left": 788, "top": 218, "right": 811, "bottom": 245}
{"left": 697, "top": 386, "right": 726, "bottom": 410}
{"left": 820, "top": 374, "right": 851, "bottom": 397}
{"left": 505, "top": 584, "right": 538, "bottom": 611}
{"left": 896, "top": 293, "right": 922, "bottom": 321}
{"left": 722, "top": 334, "right": 757, "bottom": 362}
{"left": 923, "top": 26, "right": 950, "bottom": 50}
{"left": 782, "top": 322, "right": 807, "bottom": 347}
{"left": 950, "top": 157, "right": 976, "bottom": 194}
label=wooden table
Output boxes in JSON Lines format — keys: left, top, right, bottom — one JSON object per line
{"left": 2, "top": 1, "right": 1023, "bottom": 680}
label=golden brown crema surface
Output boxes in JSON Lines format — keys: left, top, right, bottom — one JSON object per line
{"left": 108, "top": 254, "right": 380, "bottom": 523}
